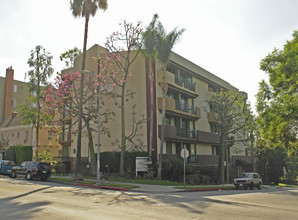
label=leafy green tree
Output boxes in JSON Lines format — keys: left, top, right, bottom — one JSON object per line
{"left": 22, "top": 45, "right": 54, "bottom": 161}
{"left": 153, "top": 15, "right": 185, "bottom": 180}
{"left": 257, "top": 30, "right": 298, "bottom": 156}
{"left": 70, "top": 0, "right": 108, "bottom": 178}
{"left": 208, "top": 89, "right": 251, "bottom": 183}
{"left": 60, "top": 47, "right": 82, "bottom": 68}
{"left": 256, "top": 30, "right": 297, "bottom": 184}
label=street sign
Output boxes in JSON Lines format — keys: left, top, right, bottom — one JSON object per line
{"left": 181, "top": 149, "right": 189, "bottom": 159}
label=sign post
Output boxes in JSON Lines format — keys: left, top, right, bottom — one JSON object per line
{"left": 181, "top": 146, "right": 189, "bottom": 188}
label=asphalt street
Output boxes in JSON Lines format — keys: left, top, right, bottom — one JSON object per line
{"left": 0, "top": 177, "right": 297, "bottom": 220}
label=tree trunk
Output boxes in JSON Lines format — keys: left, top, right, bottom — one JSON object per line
{"left": 157, "top": 64, "right": 167, "bottom": 180}
{"left": 75, "top": 13, "right": 89, "bottom": 179}
{"left": 35, "top": 48, "right": 40, "bottom": 162}
{"left": 218, "top": 134, "right": 225, "bottom": 184}
{"left": 119, "top": 85, "right": 126, "bottom": 176}
{"left": 86, "top": 122, "right": 97, "bottom": 176}
{"left": 148, "top": 58, "right": 154, "bottom": 158}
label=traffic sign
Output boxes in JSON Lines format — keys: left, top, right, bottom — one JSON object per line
{"left": 181, "top": 148, "right": 189, "bottom": 159}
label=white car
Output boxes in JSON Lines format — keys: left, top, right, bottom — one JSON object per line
{"left": 234, "top": 172, "right": 262, "bottom": 190}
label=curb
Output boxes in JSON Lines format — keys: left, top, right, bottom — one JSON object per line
{"left": 75, "top": 183, "right": 129, "bottom": 191}
{"left": 186, "top": 187, "right": 233, "bottom": 192}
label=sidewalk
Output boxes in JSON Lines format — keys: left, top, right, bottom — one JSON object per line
{"left": 50, "top": 175, "right": 235, "bottom": 193}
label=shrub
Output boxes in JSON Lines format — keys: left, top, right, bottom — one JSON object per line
{"left": 100, "top": 151, "right": 148, "bottom": 175}
{"left": 15, "top": 146, "right": 32, "bottom": 164}
{"left": 5, "top": 145, "right": 32, "bottom": 164}
{"left": 162, "top": 157, "right": 192, "bottom": 181}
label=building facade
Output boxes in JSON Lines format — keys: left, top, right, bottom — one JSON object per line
{"left": 0, "top": 67, "right": 62, "bottom": 160}
{"left": 62, "top": 44, "right": 253, "bottom": 179}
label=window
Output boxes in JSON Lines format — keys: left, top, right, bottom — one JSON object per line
{"left": 12, "top": 99, "right": 16, "bottom": 107}
{"left": 166, "top": 142, "right": 177, "bottom": 154}
{"left": 17, "top": 132, "right": 20, "bottom": 138}
{"left": 13, "top": 84, "right": 17, "bottom": 92}
{"left": 25, "top": 130, "right": 29, "bottom": 143}
{"left": 48, "top": 131, "right": 53, "bottom": 140}
{"left": 212, "top": 146, "right": 218, "bottom": 155}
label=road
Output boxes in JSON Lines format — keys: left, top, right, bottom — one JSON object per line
{"left": 0, "top": 177, "right": 297, "bottom": 220}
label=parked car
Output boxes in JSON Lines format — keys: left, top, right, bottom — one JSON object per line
{"left": 10, "top": 161, "right": 51, "bottom": 181}
{"left": 234, "top": 172, "right": 262, "bottom": 190}
{"left": 0, "top": 160, "right": 16, "bottom": 176}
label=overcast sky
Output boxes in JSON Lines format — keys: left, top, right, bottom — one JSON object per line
{"left": 1, "top": 0, "right": 297, "bottom": 111}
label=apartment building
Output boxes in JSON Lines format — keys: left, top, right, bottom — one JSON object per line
{"left": 62, "top": 44, "right": 252, "bottom": 179}
{"left": 0, "top": 67, "right": 62, "bottom": 160}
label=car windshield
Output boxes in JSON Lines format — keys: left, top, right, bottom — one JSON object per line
{"left": 242, "top": 173, "right": 253, "bottom": 178}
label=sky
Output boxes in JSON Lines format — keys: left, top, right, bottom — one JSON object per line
{"left": 1, "top": 0, "right": 298, "bottom": 111}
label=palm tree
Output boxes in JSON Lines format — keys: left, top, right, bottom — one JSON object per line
{"left": 142, "top": 14, "right": 159, "bottom": 160}
{"left": 155, "top": 21, "right": 185, "bottom": 180}
{"left": 70, "top": 0, "right": 108, "bottom": 178}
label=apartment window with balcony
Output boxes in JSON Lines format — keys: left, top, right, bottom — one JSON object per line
{"left": 210, "top": 124, "right": 219, "bottom": 134}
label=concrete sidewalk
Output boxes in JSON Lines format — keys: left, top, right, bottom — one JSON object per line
{"left": 50, "top": 175, "right": 234, "bottom": 193}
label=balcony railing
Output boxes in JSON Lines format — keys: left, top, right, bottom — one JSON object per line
{"left": 175, "top": 76, "right": 195, "bottom": 92}
{"left": 176, "top": 127, "right": 196, "bottom": 138}
{"left": 175, "top": 100, "right": 195, "bottom": 114}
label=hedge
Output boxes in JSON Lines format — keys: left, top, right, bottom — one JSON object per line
{"left": 5, "top": 145, "right": 32, "bottom": 164}
{"left": 100, "top": 151, "right": 148, "bottom": 173}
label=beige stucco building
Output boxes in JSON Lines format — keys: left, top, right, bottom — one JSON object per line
{"left": 0, "top": 67, "right": 62, "bottom": 160}
{"left": 62, "top": 44, "right": 252, "bottom": 179}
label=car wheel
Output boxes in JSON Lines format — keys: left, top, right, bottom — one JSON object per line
{"left": 258, "top": 183, "right": 262, "bottom": 190}
{"left": 11, "top": 170, "right": 16, "bottom": 179}
{"left": 26, "top": 172, "right": 32, "bottom": 180}
{"left": 41, "top": 177, "right": 47, "bottom": 181}
{"left": 235, "top": 185, "right": 239, "bottom": 190}
{"left": 250, "top": 182, "right": 254, "bottom": 190}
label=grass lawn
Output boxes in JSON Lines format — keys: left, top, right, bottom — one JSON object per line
{"left": 109, "top": 176, "right": 184, "bottom": 186}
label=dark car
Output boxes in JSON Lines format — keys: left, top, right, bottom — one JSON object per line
{"left": 234, "top": 172, "right": 262, "bottom": 190}
{"left": 0, "top": 160, "right": 16, "bottom": 176}
{"left": 11, "top": 161, "right": 51, "bottom": 181}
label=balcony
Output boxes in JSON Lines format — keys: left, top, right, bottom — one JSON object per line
{"left": 157, "top": 70, "right": 198, "bottom": 97}
{"left": 208, "top": 112, "right": 218, "bottom": 123}
{"left": 158, "top": 97, "right": 201, "bottom": 120}
{"left": 175, "top": 75, "right": 195, "bottom": 92}
{"left": 158, "top": 125, "right": 197, "bottom": 141}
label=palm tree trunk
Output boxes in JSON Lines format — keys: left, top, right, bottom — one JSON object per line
{"left": 148, "top": 58, "right": 154, "bottom": 158}
{"left": 157, "top": 64, "right": 167, "bottom": 180}
{"left": 75, "top": 13, "right": 89, "bottom": 178}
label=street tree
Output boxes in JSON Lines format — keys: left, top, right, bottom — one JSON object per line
{"left": 142, "top": 14, "right": 159, "bottom": 159}
{"left": 42, "top": 71, "right": 113, "bottom": 175}
{"left": 20, "top": 45, "right": 54, "bottom": 161}
{"left": 99, "top": 21, "right": 144, "bottom": 175}
{"left": 257, "top": 30, "right": 297, "bottom": 155}
{"left": 256, "top": 30, "right": 298, "bottom": 183}
{"left": 208, "top": 89, "right": 251, "bottom": 183}
{"left": 69, "top": 0, "right": 108, "bottom": 178}
{"left": 60, "top": 47, "right": 82, "bottom": 68}
{"left": 154, "top": 16, "right": 185, "bottom": 180}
